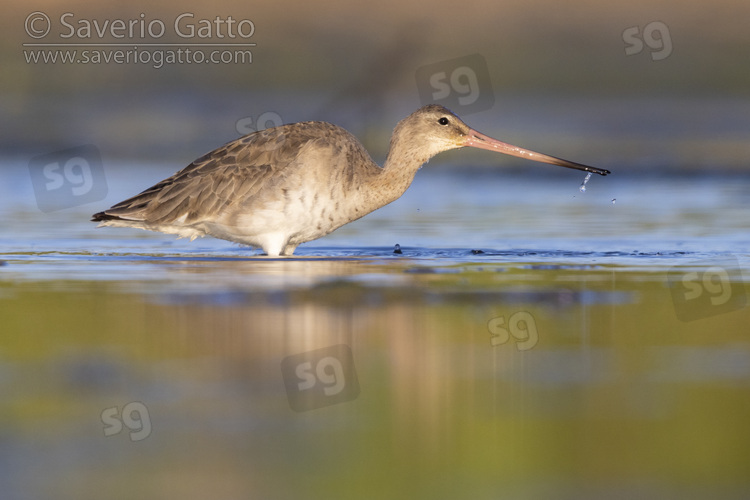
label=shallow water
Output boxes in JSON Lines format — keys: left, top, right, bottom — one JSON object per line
{"left": 1, "top": 163, "right": 749, "bottom": 499}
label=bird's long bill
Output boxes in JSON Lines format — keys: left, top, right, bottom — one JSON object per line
{"left": 464, "top": 129, "right": 610, "bottom": 176}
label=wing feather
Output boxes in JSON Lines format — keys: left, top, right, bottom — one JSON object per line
{"left": 91, "top": 125, "right": 314, "bottom": 225}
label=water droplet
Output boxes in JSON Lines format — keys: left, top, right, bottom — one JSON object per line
{"left": 579, "top": 172, "right": 592, "bottom": 192}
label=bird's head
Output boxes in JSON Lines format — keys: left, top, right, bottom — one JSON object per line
{"left": 393, "top": 104, "right": 610, "bottom": 176}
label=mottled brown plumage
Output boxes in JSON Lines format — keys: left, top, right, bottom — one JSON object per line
{"left": 93, "top": 105, "right": 609, "bottom": 256}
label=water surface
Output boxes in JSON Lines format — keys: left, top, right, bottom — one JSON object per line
{"left": 1, "top": 163, "right": 749, "bottom": 499}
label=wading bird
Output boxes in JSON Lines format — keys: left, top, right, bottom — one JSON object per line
{"left": 92, "top": 105, "right": 610, "bottom": 256}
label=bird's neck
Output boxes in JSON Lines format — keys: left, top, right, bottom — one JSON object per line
{"left": 371, "top": 135, "right": 432, "bottom": 203}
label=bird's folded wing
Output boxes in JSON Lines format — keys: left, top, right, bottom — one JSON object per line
{"left": 93, "top": 127, "right": 305, "bottom": 225}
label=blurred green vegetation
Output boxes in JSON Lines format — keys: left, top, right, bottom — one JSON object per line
{"left": 3, "top": 0, "right": 750, "bottom": 166}
{"left": 5, "top": 0, "right": 750, "bottom": 94}
{"left": 1, "top": 262, "right": 749, "bottom": 498}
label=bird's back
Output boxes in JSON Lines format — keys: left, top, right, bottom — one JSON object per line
{"left": 94, "top": 122, "right": 370, "bottom": 223}
{"left": 92, "top": 121, "right": 382, "bottom": 251}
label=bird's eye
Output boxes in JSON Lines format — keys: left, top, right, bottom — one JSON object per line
{"left": 438, "top": 117, "right": 449, "bottom": 126}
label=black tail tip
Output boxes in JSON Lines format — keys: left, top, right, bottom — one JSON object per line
{"left": 91, "top": 211, "right": 113, "bottom": 222}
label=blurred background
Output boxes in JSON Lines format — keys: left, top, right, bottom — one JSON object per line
{"left": 2, "top": 2, "right": 750, "bottom": 499}
{"left": 3, "top": 0, "right": 750, "bottom": 169}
